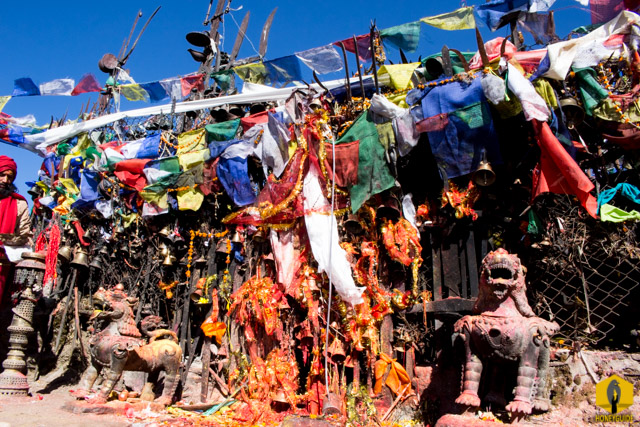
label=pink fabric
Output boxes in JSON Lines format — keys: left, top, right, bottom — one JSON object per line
{"left": 468, "top": 37, "right": 517, "bottom": 70}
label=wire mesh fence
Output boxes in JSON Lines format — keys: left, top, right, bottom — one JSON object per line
{"left": 525, "top": 194, "right": 640, "bottom": 347}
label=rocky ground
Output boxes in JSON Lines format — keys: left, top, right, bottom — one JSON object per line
{"left": 0, "top": 350, "right": 639, "bottom": 426}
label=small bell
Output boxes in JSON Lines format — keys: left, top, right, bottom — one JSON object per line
{"left": 58, "top": 245, "right": 73, "bottom": 263}
{"left": 195, "top": 255, "right": 207, "bottom": 267}
{"left": 98, "top": 246, "right": 110, "bottom": 256}
{"left": 231, "top": 230, "right": 242, "bottom": 243}
{"left": 473, "top": 160, "right": 496, "bottom": 187}
{"left": 190, "top": 287, "right": 204, "bottom": 303}
{"left": 158, "top": 225, "right": 172, "bottom": 239}
{"left": 89, "top": 257, "right": 103, "bottom": 270}
{"left": 327, "top": 337, "right": 347, "bottom": 364}
{"left": 70, "top": 246, "right": 90, "bottom": 269}
{"left": 252, "top": 227, "right": 267, "bottom": 243}
{"left": 343, "top": 214, "right": 363, "bottom": 235}
{"left": 376, "top": 197, "right": 401, "bottom": 221}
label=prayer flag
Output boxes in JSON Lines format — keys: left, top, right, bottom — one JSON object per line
{"left": 210, "top": 70, "right": 234, "bottom": 92}
{"left": 72, "top": 74, "right": 102, "bottom": 95}
{"left": 336, "top": 110, "right": 395, "bottom": 213}
{"left": 181, "top": 74, "right": 205, "bottom": 97}
{"left": 420, "top": 6, "right": 476, "bottom": 30}
{"left": 264, "top": 55, "right": 304, "bottom": 86}
{"left": 532, "top": 120, "right": 598, "bottom": 218}
{"left": 39, "top": 78, "right": 75, "bottom": 96}
{"left": 139, "top": 81, "right": 169, "bottom": 102}
{"left": 590, "top": 0, "right": 625, "bottom": 24}
{"left": 12, "top": 78, "right": 40, "bottom": 97}
{"left": 159, "top": 77, "right": 182, "bottom": 101}
{"left": 334, "top": 34, "right": 372, "bottom": 62}
{"left": 380, "top": 21, "right": 421, "bottom": 53}
{"left": 475, "top": 0, "right": 529, "bottom": 31}
{"left": 378, "top": 63, "right": 420, "bottom": 90}
{"left": 234, "top": 63, "right": 269, "bottom": 84}
{"left": 120, "top": 83, "right": 149, "bottom": 102}
{"left": 295, "top": 45, "right": 343, "bottom": 74}
{"left": 0, "top": 96, "right": 10, "bottom": 113}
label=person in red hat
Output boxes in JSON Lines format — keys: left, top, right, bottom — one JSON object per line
{"left": 0, "top": 155, "right": 32, "bottom": 303}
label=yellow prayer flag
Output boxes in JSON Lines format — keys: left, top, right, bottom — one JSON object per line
{"left": 378, "top": 63, "right": 420, "bottom": 91}
{"left": 177, "top": 128, "right": 207, "bottom": 155}
{"left": 119, "top": 84, "right": 150, "bottom": 102}
{"left": 177, "top": 187, "right": 204, "bottom": 211}
{"left": 178, "top": 148, "right": 211, "bottom": 171}
{"left": 0, "top": 96, "right": 11, "bottom": 113}
{"left": 234, "top": 63, "right": 269, "bottom": 84}
{"left": 420, "top": 6, "right": 476, "bottom": 31}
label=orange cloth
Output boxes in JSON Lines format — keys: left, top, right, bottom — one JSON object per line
{"left": 374, "top": 353, "right": 411, "bottom": 397}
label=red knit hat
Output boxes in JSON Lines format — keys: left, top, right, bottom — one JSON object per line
{"left": 0, "top": 155, "right": 17, "bottom": 178}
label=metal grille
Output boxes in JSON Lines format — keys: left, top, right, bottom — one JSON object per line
{"left": 525, "top": 195, "right": 640, "bottom": 346}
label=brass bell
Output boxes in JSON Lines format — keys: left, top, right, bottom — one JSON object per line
{"left": 272, "top": 387, "right": 290, "bottom": 406}
{"left": 70, "top": 246, "right": 90, "bottom": 268}
{"left": 231, "top": 230, "right": 242, "bottom": 244}
{"left": 376, "top": 197, "right": 401, "bottom": 221}
{"left": 190, "top": 287, "right": 204, "bottom": 303}
{"left": 158, "top": 225, "right": 172, "bottom": 239}
{"left": 58, "top": 245, "right": 73, "bottom": 263}
{"left": 89, "top": 257, "right": 103, "bottom": 270}
{"left": 114, "top": 224, "right": 125, "bottom": 235}
{"left": 327, "top": 337, "right": 347, "bottom": 364}
{"left": 252, "top": 227, "right": 267, "bottom": 243}
{"left": 195, "top": 255, "right": 207, "bottom": 267}
{"left": 559, "top": 96, "right": 585, "bottom": 129}
{"left": 473, "top": 160, "right": 496, "bottom": 186}
{"left": 99, "top": 246, "right": 110, "bottom": 256}
{"left": 162, "top": 254, "right": 176, "bottom": 266}
{"left": 83, "top": 228, "right": 95, "bottom": 242}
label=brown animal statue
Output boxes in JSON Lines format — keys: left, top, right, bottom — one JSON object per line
{"left": 72, "top": 285, "right": 182, "bottom": 405}
{"left": 454, "top": 248, "right": 559, "bottom": 416}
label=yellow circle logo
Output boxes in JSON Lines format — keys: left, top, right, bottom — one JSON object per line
{"left": 596, "top": 374, "right": 634, "bottom": 414}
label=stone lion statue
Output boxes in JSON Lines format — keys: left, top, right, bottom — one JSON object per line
{"left": 72, "top": 285, "right": 182, "bottom": 405}
{"left": 454, "top": 248, "right": 559, "bottom": 416}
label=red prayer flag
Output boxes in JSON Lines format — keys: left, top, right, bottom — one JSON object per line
{"left": 181, "top": 74, "right": 205, "bottom": 97}
{"left": 71, "top": 74, "right": 103, "bottom": 96}
{"left": 333, "top": 34, "right": 372, "bottom": 62}
{"left": 531, "top": 120, "right": 598, "bottom": 218}
{"left": 114, "top": 159, "right": 151, "bottom": 192}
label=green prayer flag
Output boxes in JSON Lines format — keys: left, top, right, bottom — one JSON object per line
{"left": 211, "top": 70, "right": 234, "bottom": 92}
{"left": 380, "top": 21, "right": 421, "bottom": 53}
{"left": 205, "top": 119, "right": 241, "bottom": 142}
{"left": 336, "top": 110, "right": 396, "bottom": 213}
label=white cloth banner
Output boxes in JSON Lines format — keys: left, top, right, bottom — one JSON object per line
{"left": 303, "top": 163, "right": 365, "bottom": 306}
{"left": 25, "top": 76, "right": 371, "bottom": 155}
{"left": 39, "top": 78, "right": 75, "bottom": 96}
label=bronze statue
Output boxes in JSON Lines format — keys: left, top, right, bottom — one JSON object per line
{"left": 454, "top": 248, "right": 559, "bottom": 416}
{"left": 72, "top": 285, "right": 182, "bottom": 405}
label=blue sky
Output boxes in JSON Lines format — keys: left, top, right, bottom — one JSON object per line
{"left": 0, "top": 0, "right": 593, "bottom": 200}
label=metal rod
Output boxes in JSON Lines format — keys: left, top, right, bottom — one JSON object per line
{"left": 352, "top": 36, "right": 366, "bottom": 98}
{"left": 338, "top": 42, "right": 352, "bottom": 103}
{"left": 369, "top": 24, "right": 379, "bottom": 94}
